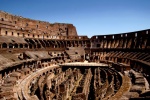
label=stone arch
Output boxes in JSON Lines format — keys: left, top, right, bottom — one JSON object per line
{"left": 14, "top": 43, "right": 18, "bottom": 48}
{"left": 56, "top": 41, "right": 60, "bottom": 48}
{"left": 62, "top": 41, "right": 66, "bottom": 47}
{"left": 43, "top": 40, "right": 49, "bottom": 47}
{"left": 47, "top": 40, "right": 51, "bottom": 47}
{"left": 2, "top": 43, "right": 7, "bottom": 48}
{"left": 24, "top": 44, "right": 28, "bottom": 48}
{"left": 67, "top": 41, "right": 71, "bottom": 47}
{"left": 1, "top": 18, "right": 4, "bottom": 21}
{"left": 29, "top": 44, "right": 32, "bottom": 49}
{"left": 37, "top": 43, "right": 41, "bottom": 48}
{"left": 39, "top": 39, "right": 46, "bottom": 48}
{"left": 9, "top": 43, "right": 13, "bottom": 48}
{"left": 49, "top": 40, "right": 54, "bottom": 48}
{"left": 17, "top": 33, "right": 20, "bottom": 37}
{"left": 20, "top": 44, "right": 23, "bottom": 48}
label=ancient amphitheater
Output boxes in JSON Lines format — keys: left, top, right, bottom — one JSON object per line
{"left": 0, "top": 11, "right": 150, "bottom": 100}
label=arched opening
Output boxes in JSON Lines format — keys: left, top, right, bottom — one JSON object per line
{"left": 57, "top": 41, "right": 60, "bottom": 48}
{"left": 14, "top": 43, "right": 18, "bottom": 48}
{"left": 34, "top": 45, "right": 36, "bottom": 48}
{"left": 14, "top": 21, "right": 17, "bottom": 24}
{"left": 20, "top": 44, "right": 23, "bottom": 48}
{"left": 12, "top": 32, "right": 14, "bottom": 36}
{"left": 39, "top": 40, "right": 46, "bottom": 47}
{"left": 28, "top": 39, "right": 36, "bottom": 48}
{"left": 2, "top": 43, "right": 7, "bottom": 48}
{"left": 1, "top": 18, "right": 4, "bottom": 21}
{"left": 37, "top": 44, "right": 41, "bottom": 48}
{"left": 9, "top": 43, "right": 13, "bottom": 48}
{"left": 67, "top": 41, "right": 71, "bottom": 47}
{"left": 5, "top": 31, "right": 8, "bottom": 35}
{"left": 44, "top": 40, "right": 50, "bottom": 47}
{"left": 49, "top": 41, "right": 54, "bottom": 48}
{"left": 24, "top": 44, "right": 28, "bottom": 48}
{"left": 17, "top": 33, "right": 20, "bottom": 37}
{"left": 29, "top": 44, "right": 32, "bottom": 49}
{"left": 47, "top": 40, "right": 51, "bottom": 47}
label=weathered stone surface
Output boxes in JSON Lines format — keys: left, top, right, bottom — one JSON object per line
{"left": 0, "top": 10, "right": 150, "bottom": 100}
{"left": 0, "top": 10, "right": 77, "bottom": 37}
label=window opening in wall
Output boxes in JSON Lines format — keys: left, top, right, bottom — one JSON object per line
{"left": 24, "top": 44, "right": 28, "bottom": 48}
{"left": 14, "top": 21, "right": 17, "bottom": 24}
{"left": 28, "top": 34, "right": 30, "bottom": 37}
{"left": 36, "top": 25, "right": 38, "bottom": 28}
{"left": 20, "top": 44, "right": 23, "bottom": 48}
{"left": 59, "top": 28, "right": 61, "bottom": 31}
{"left": 5, "top": 31, "right": 7, "bottom": 35}
{"left": 17, "top": 33, "right": 19, "bottom": 36}
{"left": 1, "top": 18, "right": 4, "bottom": 21}
{"left": 2, "top": 43, "right": 7, "bottom": 48}
{"left": 37, "top": 44, "right": 41, "bottom": 48}
{"left": 12, "top": 32, "right": 14, "bottom": 36}
{"left": 38, "top": 35, "right": 39, "bottom": 38}
{"left": 9, "top": 43, "right": 13, "bottom": 48}
{"left": 14, "top": 43, "right": 18, "bottom": 48}
{"left": 29, "top": 44, "right": 32, "bottom": 49}
{"left": 33, "top": 34, "right": 34, "bottom": 38}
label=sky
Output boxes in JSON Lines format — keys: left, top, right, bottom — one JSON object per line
{"left": 0, "top": 0, "right": 150, "bottom": 37}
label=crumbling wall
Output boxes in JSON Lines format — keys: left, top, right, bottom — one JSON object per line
{"left": 0, "top": 11, "right": 78, "bottom": 37}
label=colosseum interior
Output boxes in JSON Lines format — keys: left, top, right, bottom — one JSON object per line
{"left": 0, "top": 10, "right": 150, "bottom": 100}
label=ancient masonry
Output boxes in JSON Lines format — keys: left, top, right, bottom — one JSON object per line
{"left": 0, "top": 10, "right": 150, "bottom": 100}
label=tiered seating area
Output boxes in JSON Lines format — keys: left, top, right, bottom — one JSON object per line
{"left": 65, "top": 47, "right": 85, "bottom": 61}
{"left": 90, "top": 29, "right": 150, "bottom": 99}
{"left": 0, "top": 11, "right": 150, "bottom": 99}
